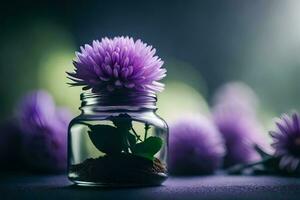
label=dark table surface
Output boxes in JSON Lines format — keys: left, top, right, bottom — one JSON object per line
{"left": 1, "top": 173, "right": 300, "bottom": 200}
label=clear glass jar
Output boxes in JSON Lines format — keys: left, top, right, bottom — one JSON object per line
{"left": 68, "top": 92, "right": 168, "bottom": 187}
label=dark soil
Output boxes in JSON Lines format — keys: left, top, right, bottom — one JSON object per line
{"left": 69, "top": 154, "right": 167, "bottom": 186}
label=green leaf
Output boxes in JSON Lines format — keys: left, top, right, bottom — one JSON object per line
{"left": 133, "top": 136, "right": 163, "bottom": 160}
{"left": 263, "top": 157, "right": 281, "bottom": 171}
{"left": 254, "top": 145, "right": 272, "bottom": 159}
{"left": 110, "top": 114, "right": 133, "bottom": 131}
{"left": 88, "top": 125, "right": 124, "bottom": 154}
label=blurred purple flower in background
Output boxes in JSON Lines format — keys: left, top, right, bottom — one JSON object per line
{"left": 214, "top": 114, "right": 265, "bottom": 167}
{"left": 213, "top": 82, "right": 259, "bottom": 118}
{"left": 18, "top": 90, "right": 72, "bottom": 173}
{"left": 67, "top": 36, "right": 166, "bottom": 93}
{"left": 270, "top": 112, "right": 300, "bottom": 172}
{"left": 18, "top": 90, "right": 58, "bottom": 133}
{"left": 213, "top": 82, "right": 268, "bottom": 167}
{"left": 169, "top": 115, "right": 225, "bottom": 175}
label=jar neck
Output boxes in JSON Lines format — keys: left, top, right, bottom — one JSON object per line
{"left": 80, "top": 91, "right": 157, "bottom": 114}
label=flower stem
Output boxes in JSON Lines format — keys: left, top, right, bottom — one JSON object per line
{"left": 123, "top": 136, "right": 130, "bottom": 153}
{"left": 131, "top": 127, "right": 143, "bottom": 142}
{"left": 227, "top": 157, "right": 272, "bottom": 174}
{"left": 144, "top": 123, "right": 150, "bottom": 140}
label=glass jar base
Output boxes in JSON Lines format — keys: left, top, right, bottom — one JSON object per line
{"left": 70, "top": 176, "right": 167, "bottom": 187}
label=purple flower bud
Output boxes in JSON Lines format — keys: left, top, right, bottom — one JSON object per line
{"left": 213, "top": 82, "right": 267, "bottom": 167}
{"left": 213, "top": 82, "right": 258, "bottom": 118}
{"left": 18, "top": 90, "right": 72, "bottom": 173}
{"left": 214, "top": 114, "right": 264, "bottom": 167}
{"left": 169, "top": 115, "right": 225, "bottom": 175}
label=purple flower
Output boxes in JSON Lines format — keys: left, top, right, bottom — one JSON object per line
{"left": 169, "top": 115, "right": 225, "bottom": 175}
{"left": 18, "top": 90, "right": 72, "bottom": 173}
{"left": 67, "top": 36, "right": 166, "bottom": 93}
{"left": 270, "top": 112, "right": 300, "bottom": 172}
{"left": 213, "top": 82, "right": 259, "bottom": 118}
{"left": 214, "top": 113, "right": 264, "bottom": 167}
{"left": 18, "top": 90, "right": 57, "bottom": 133}
{"left": 213, "top": 82, "right": 267, "bottom": 167}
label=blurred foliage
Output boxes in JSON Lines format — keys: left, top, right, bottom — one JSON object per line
{"left": 157, "top": 81, "right": 210, "bottom": 123}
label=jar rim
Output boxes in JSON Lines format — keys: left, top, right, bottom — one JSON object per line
{"left": 80, "top": 90, "right": 156, "bottom": 100}
{"left": 80, "top": 90, "right": 157, "bottom": 110}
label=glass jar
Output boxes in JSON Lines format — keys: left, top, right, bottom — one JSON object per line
{"left": 68, "top": 91, "right": 168, "bottom": 187}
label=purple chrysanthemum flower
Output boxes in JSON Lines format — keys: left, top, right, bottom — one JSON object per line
{"left": 270, "top": 112, "right": 300, "bottom": 172}
{"left": 213, "top": 82, "right": 268, "bottom": 167}
{"left": 18, "top": 90, "right": 72, "bottom": 173}
{"left": 169, "top": 115, "right": 225, "bottom": 175}
{"left": 67, "top": 36, "right": 166, "bottom": 93}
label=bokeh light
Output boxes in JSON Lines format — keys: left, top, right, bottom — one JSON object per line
{"left": 38, "top": 48, "right": 81, "bottom": 114}
{"left": 157, "top": 81, "right": 210, "bottom": 123}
